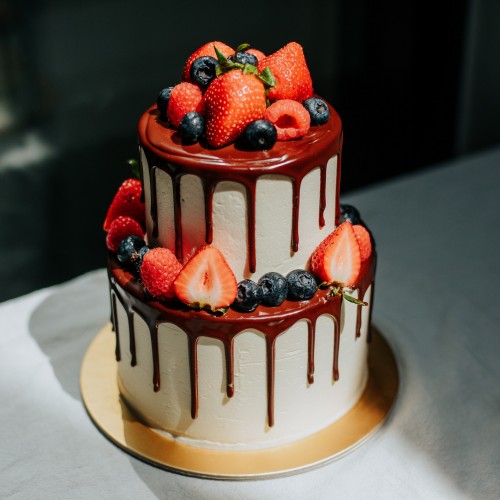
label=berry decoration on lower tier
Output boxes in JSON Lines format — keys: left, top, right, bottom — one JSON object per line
{"left": 106, "top": 216, "right": 144, "bottom": 253}
{"left": 117, "top": 235, "right": 146, "bottom": 265}
{"left": 103, "top": 178, "right": 145, "bottom": 231}
{"left": 173, "top": 246, "right": 237, "bottom": 313}
{"left": 286, "top": 269, "right": 317, "bottom": 300}
{"left": 140, "top": 247, "right": 182, "bottom": 301}
{"left": 258, "top": 272, "right": 288, "bottom": 307}
{"left": 232, "top": 279, "right": 263, "bottom": 312}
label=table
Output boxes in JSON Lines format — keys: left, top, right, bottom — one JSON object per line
{"left": 1, "top": 147, "right": 499, "bottom": 499}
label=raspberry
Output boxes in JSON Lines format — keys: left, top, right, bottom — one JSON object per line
{"left": 264, "top": 99, "right": 310, "bottom": 141}
{"left": 140, "top": 248, "right": 182, "bottom": 301}
{"left": 106, "top": 216, "right": 144, "bottom": 253}
{"left": 167, "top": 82, "right": 203, "bottom": 129}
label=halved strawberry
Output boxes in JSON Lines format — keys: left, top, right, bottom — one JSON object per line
{"left": 103, "top": 178, "right": 144, "bottom": 231}
{"left": 140, "top": 247, "right": 182, "bottom": 301}
{"left": 257, "top": 42, "right": 313, "bottom": 102}
{"left": 167, "top": 82, "right": 203, "bottom": 128}
{"left": 106, "top": 216, "right": 144, "bottom": 253}
{"left": 310, "top": 222, "right": 361, "bottom": 287}
{"left": 203, "top": 70, "right": 267, "bottom": 148}
{"left": 174, "top": 246, "right": 237, "bottom": 312}
{"left": 264, "top": 99, "right": 310, "bottom": 140}
{"left": 181, "top": 41, "right": 234, "bottom": 82}
{"left": 353, "top": 224, "right": 372, "bottom": 278}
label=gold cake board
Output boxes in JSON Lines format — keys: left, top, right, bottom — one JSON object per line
{"left": 80, "top": 324, "right": 398, "bottom": 480}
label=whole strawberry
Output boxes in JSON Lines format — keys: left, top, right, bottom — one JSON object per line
{"left": 182, "top": 41, "right": 234, "bottom": 82}
{"left": 103, "top": 178, "right": 145, "bottom": 231}
{"left": 140, "top": 247, "right": 182, "bottom": 301}
{"left": 258, "top": 42, "right": 313, "bottom": 102}
{"left": 203, "top": 70, "right": 267, "bottom": 148}
{"left": 167, "top": 82, "right": 203, "bottom": 129}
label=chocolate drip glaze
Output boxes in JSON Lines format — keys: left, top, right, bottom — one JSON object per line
{"left": 108, "top": 257, "right": 373, "bottom": 428}
{"left": 139, "top": 104, "right": 342, "bottom": 270}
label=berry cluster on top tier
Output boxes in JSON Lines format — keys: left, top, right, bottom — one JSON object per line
{"left": 104, "top": 174, "right": 373, "bottom": 314}
{"left": 156, "top": 41, "right": 331, "bottom": 150}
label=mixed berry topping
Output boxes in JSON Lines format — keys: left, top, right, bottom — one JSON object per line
{"left": 156, "top": 40, "right": 331, "bottom": 150}
{"left": 233, "top": 279, "right": 263, "bottom": 312}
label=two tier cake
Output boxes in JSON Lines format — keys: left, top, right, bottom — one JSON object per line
{"left": 103, "top": 41, "right": 375, "bottom": 449}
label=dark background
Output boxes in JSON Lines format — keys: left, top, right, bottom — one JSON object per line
{"left": 0, "top": 0, "right": 499, "bottom": 301}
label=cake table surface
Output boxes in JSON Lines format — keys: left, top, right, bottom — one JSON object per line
{"left": 1, "top": 146, "right": 499, "bottom": 499}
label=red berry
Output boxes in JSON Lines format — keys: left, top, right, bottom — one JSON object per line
{"left": 106, "top": 216, "right": 144, "bottom": 253}
{"left": 103, "top": 178, "right": 144, "bottom": 232}
{"left": 353, "top": 224, "right": 372, "bottom": 278}
{"left": 258, "top": 42, "right": 313, "bottom": 102}
{"left": 167, "top": 82, "right": 203, "bottom": 129}
{"left": 174, "top": 246, "right": 237, "bottom": 311}
{"left": 203, "top": 70, "right": 267, "bottom": 148}
{"left": 264, "top": 99, "right": 310, "bottom": 141}
{"left": 140, "top": 248, "right": 182, "bottom": 301}
{"left": 182, "top": 41, "right": 234, "bottom": 82}
{"left": 310, "top": 222, "right": 361, "bottom": 288}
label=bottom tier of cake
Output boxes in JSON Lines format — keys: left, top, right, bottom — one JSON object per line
{"left": 108, "top": 259, "right": 374, "bottom": 450}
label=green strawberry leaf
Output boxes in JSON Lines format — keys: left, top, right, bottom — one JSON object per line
{"left": 236, "top": 43, "right": 251, "bottom": 53}
{"left": 127, "top": 158, "right": 140, "bottom": 179}
{"left": 258, "top": 66, "right": 276, "bottom": 88}
{"left": 341, "top": 291, "right": 368, "bottom": 306}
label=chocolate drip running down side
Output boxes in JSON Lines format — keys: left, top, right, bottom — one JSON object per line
{"left": 108, "top": 256, "right": 374, "bottom": 427}
{"left": 138, "top": 105, "right": 342, "bottom": 270}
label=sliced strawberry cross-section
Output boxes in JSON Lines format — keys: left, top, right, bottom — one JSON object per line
{"left": 174, "top": 246, "right": 237, "bottom": 312}
{"left": 310, "top": 221, "right": 361, "bottom": 288}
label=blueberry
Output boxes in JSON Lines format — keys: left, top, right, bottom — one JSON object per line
{"left": 131, "top": 245, "right": 151, "bottom": 274}
{"left": 180, "top": 112, "right": 205, "bottom": 145}
{"left": 242, "top": 120, "right": 277, "bottom": 150}
{"left": 157, "top": 87, "right": 174, "bottom": 120}
{"left": 228, "top": 52, "right": 258, "bottom": 67}
{"left": 303, "top": 97, "right": 330, "bottom": 125}
{"left": 339, "top": 204, "right": 362, "bottom": 225}
{"left": 286, "top": 270, "right": 317, "bottom": 300}
{"left": 117, "top": 236, "right": 146, "bottom": 265}
{"left": 190, "top": 56, "right": 218, "bottom": 89}
{"left": 258, "top": 272, "right": 288, "bottom": 307}
{"left": 232, "top": 279, "right": 263, "bottom": 312}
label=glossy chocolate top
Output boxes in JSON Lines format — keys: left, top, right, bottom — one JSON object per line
{"left": 138, "top": 102, "right": 342, "bottom": 172}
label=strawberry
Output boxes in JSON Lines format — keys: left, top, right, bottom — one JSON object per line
{"left": 140, "top": 247, "right": 182, "bottom": 301}
{"left": 203, "top": 70, "right": 267, "bottom": 148}
{"left": 182, "top": 41, "right": 234, "bottom": 82}
{"left": 174, "top": 246, "right": 237, "bottom": 311}
{"left": 257, "top": 42, "right": 313, "bottom": 102}
{"left": 106, "top": 216, "right": 144, "bottom": 253}
{"left": 103, "top": 178, "right": 145, "bottom": 231}
{"left": 264, "top": 99, "right": 310, "bottom": 140}
{"left": 167, "top": 82, "right": 203, "bottom": 128}
{"left": 310, "top": 222, "right": 361, "bottom": 288}
{"left": 353, "top": 224, "right": 372, "bottom": 278}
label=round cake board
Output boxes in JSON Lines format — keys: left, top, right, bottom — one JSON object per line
{"left": 80, "top": 324, "right": 398, "bottom": 480}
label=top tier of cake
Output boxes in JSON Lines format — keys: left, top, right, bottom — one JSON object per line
{"left": 138, "top": 101, "right": 343, "bottom": 282}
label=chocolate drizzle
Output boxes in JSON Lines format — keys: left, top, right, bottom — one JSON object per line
{"left": 108, "top": 257, "right": 374, "bottom": 428}
{"left": 139, "top": 105, "right": 342, "bottom": 271}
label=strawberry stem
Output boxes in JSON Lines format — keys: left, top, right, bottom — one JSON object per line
{"left": 127, "top": 158, "right": 140, "bottom": 179}
{"left": 328, "top": 284, "right": 368, "bottom": 306}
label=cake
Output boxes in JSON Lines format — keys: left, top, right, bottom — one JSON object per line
{"left": 103, "top": 41, "right": 376, "bottom": 449}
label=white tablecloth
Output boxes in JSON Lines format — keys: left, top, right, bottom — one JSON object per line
{"left": 1, "top": 148, "right": 499, "bottom": 499}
